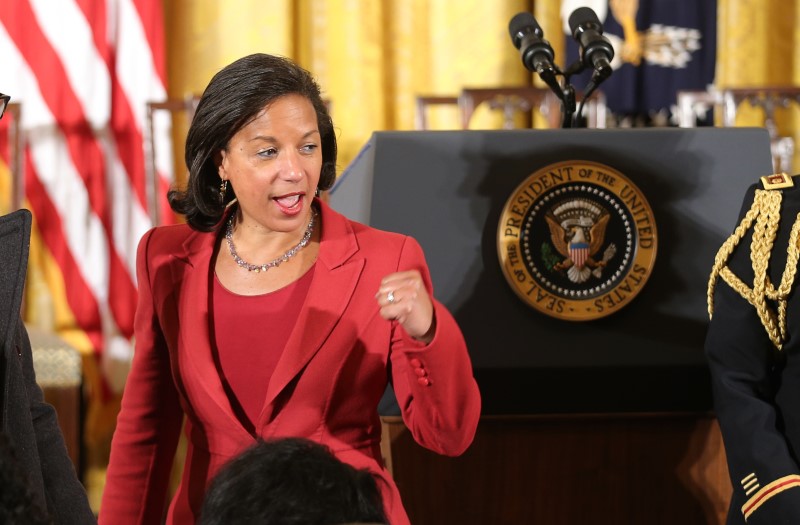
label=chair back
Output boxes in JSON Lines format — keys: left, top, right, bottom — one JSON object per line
{"left": 677, "top": 86, "right": 800, "bottom": 172}
{"left": 415, "top": 95, "right": 459, "bottom": 130}
{"left": 2, "top": 102, "right": 23, "bottom": 211}
{"left": 459, "top": 86, "right": 607, "bottom": 129}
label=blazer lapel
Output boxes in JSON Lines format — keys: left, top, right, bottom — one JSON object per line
{"left": 260, "top": 201, "right": 363, "bottom": 423}
{"left": 172, "top": 228, "right": 247, "bottom": 435}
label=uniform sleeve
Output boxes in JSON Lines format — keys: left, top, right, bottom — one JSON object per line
{"left": 388, "top": 236, "right": 481, "bottom": 456}
{"left": 21, "top": 320, "right": 96, "bottom": 524}
{"left": 99, "top": 229, "right": 184, "bottom": 524}
{"left": 705, "top": 184, "right": 800, "bottom": 524}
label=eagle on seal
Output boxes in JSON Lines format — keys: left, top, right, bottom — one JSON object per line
{"left": 545, "top": 205, "right": 615, "bottom": 284}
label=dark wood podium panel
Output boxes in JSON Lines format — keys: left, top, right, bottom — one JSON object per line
{"left": 332, "top": 128, "right": 773, "bottom": 414}
{"left": 381, "top": 414, "right": 731, "bottom": 525}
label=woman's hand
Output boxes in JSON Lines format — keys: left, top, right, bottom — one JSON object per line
{"left": 376, "top": 270, "right": 436, "bottom": 344}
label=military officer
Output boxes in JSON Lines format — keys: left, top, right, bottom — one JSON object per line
{"left": 707, "top": 172, "right": 800, "bottom": 524}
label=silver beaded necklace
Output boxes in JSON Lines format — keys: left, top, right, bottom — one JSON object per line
{"left": 225, "top": 210, "right": 316, "bottom": 273}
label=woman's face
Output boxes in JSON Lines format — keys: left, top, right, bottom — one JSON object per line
{"left": 218, "top": 93, "right": 322, "bottom": 234}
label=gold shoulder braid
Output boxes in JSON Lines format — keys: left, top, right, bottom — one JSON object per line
{"left": 707, "top": 173, "right": 800, "bottom": 349}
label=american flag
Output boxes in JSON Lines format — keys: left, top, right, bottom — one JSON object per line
{"left": 0, "top": 0, "right": 172, "bottom": 392}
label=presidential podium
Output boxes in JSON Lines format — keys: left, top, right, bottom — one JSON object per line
{"left": 330, "top": 128, "right": 773, "bottom": 525}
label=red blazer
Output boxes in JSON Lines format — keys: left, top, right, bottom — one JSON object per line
{"left": 100, "top": 199, "right": 481, "bottom": 525}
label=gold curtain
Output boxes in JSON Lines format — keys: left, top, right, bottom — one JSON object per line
{"left": 164, "top": 0, "right": 530, "bottom": 169}
{"left": 716, "top": 0, "right": 796, "bottom": 87}
{"left": 717, "top": 0, "right": 800, "bottom": 169}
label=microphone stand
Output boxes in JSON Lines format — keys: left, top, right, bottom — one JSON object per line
{"left": 536, "top": 59, "right": 602, "bottom": 129}
{"left": 536, "top": 66, "right": 572, "bottom": 128}
{"left": 561, "top": 84, "right": 576, "bottom": 129}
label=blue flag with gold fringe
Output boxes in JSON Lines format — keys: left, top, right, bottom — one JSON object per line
{"left": 563, "top": 0, "right": 716, "bottom": 122}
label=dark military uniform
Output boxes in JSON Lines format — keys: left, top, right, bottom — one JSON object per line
{"left": 706, "top": 173, "right": 800, "bottom": 524}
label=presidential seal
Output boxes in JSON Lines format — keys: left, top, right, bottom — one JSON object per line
{"left": 497, "top": 160, "right": 657, "bottom": 321}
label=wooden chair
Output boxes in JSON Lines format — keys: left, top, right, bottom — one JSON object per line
{"left": 2, "top": 102, "right": 23, "bottom": 211}
{"left": 28, "top": 327, "right": 84, "bottom": 472}
{"left": 414, "top": 95, "right": 459, "bottom": 130}
{"left": 458, "top": 86, "right": 607, "bottom": 130}
{"left": 573, "top": 90, "right": 608, "bottom": 129}
{"left": 724, "top": 87, "right": 800, "bottom": 173}
{"left": 676, "top": 89, "right": 722, "bottom": 128}
{"left": 145, "top": 96, "right": 201, "bottom": 225}
{"left": 676, "top": 86, "right": 800, "bottom": 173}
{"left": 459, "top": 86, "right": 554, "bottom": 129}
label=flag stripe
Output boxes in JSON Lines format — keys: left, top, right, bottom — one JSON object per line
{"left": 0, "top": 0, "right": 169, "bottom": 374}
{"left": 0, "top": 11, "right": 111, "bottom": 348}
{"left": 24, "top": 149, "right": 104, "bottom": 351}
{"left": 115, "top": 0, "right": 172, "bottom": 226}
{"left": 2, "top": 0, "right": 139, "bottom": 340}
{"left": 131, "top": 0, "right": 167, "bottom": 85}
{"left": 29, "top": 0, "right": 111, "bottom": 128}
{"left": 74, "top": 0, "right": 152, "bottom": 215}
{"left": 73, "top": 0, "right": 108, "bottom": 64}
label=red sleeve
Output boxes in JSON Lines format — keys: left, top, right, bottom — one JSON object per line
{"left": 389, "top": 236, "right": 481, "bottom": 456}
{"left": 99, "top": 229, "right": 184, "bottom": 524}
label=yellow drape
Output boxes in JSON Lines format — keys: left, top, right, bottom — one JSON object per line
{"left": 165, "top": 0, "right": 531, "bottom": 169}
{"left": 717, "top": 0, "right": 795, "bottom": 87}
{"left": 165, "top": 0, "right": 800, "bottom": 170}
{"left": 717, "top": 0, "right": 800, "bottom": 170}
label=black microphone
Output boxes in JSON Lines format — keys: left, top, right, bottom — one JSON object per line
{"left": 508, "top": 12, "right": 555, "bottom": 76}
{"left": 568, "top": 7, "right": 614, "bottom": 80}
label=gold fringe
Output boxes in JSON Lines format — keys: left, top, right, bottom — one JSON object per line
{"left": 707, "top": 188, "right": 800, "bottom": 350}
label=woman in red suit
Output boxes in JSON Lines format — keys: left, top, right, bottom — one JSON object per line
{"left": 99, "top": 53, "right": 481, "bottom": 525}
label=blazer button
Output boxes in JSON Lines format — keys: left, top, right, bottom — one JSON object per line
{"left": 417, "top": 377, "right": 431, "bottom": 387}
{"left": 409, "top": 358, "right": 423, "bottom": 368}
{"left": 414, "top": 367, "right": 427, "bottom": 377}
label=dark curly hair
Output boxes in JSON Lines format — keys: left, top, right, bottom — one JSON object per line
{"left": 198, "top": 437, "right": 387, "bottom": 525}
{"left": 168, "top": 53, "right": 337, "bottom": 231}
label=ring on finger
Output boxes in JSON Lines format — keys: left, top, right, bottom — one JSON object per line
{"left": 387, "top": 290, "right": 396, "bottom": 304}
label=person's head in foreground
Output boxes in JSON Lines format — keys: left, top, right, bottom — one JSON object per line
{"left": 198, "top": 437, "right": 388, "bottom": 525}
